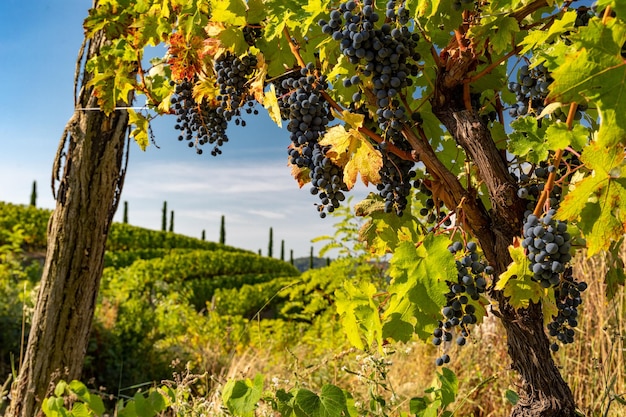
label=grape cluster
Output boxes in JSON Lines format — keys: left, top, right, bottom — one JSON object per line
{"left": 377, "top": 144, "right": 415, "bottom": 216}
{"left": 319, "top": 0, "right": 421, "bottom": 142}
{"left": 547, "top": 268, "right": 587, "bottom": 352}
{"left": 508, "top": 63, "right": 552, "bottom": 117}
{"left": 521, "top": 210, "right": 572, "bottom": 288}
{"left": 432, "top": 241, "right": 492, "bottom": 366}
{"left": 243, "top": 24, "right": 262, "bottom": 45}
{"left": 278, "top": 64, "right": 347, "bottom": 217}
{"left": 516, "top": 163, "right": 564, "bottom": 212}
{"left": 412, "top": 180, "right": 453, "bottom": 228}
{"left": 171, "top": 79, "right": 229, "bottom": 156}
{"left": 215, "top": 52, "right": 258, "bottom": 123}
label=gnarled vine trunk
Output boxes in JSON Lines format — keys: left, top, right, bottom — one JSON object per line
{"left": 7, "top": 29, "right": 133, "bottom": 417}
{"left": 429, "top": 58, "right": 576, "bottom": 416}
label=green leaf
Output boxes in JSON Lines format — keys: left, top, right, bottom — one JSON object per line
{"left": 54, "top": 380, "right": 68, "bottom": 397}
{"left": 128, "top": 109, "right": 150, "bottom": 151}
{"left": 69, "top": 380, "right": 104, "bottom": 416}
{"left": 222, "top": 375, "right": 264, "bottom": 417}
{"left": 468, "top": 15, "right": 519, "bottom": 54}
{"left": 558, "top": 142, "right": 626, "bottom": 255}
{"left": 334, "top": 280, "right": 382, "bottom": 350}
{"left": 384, "top": 235, "right": 454, "bottom": 341}
{"left": 505, "top": 389, "right": 520, "bottom": 405}
{"left": 496, "top": 243, "right": 545, "bottom": 308}
{"left": 437, "top": 367, "right": 458, "bottom": 406}
{"left": 68, "top": 403, "right": 91, "bottom": 417}
{"left": 518, "top": 11, "right": 576, "bottom": 55}
{"left": 548, "top": 18, "right": 626, "bottom": 147}
{"left": 509, "top": 116, "right": 583, "bottom": 163}
{"left": 545, "top": 121, "right": 589, "bottom": 152}
{"left": 209, "top": 0, "right": 246, "bottom": 26}
{"left": 294, "top": 385, "right": 346, "bottom": 417}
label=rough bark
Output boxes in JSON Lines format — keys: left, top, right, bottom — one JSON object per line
{"left": 7, "top": 29, "right": 132, "bottom": 417}
{"left": 430, "top": 70, "right": 576, "bottom": 416}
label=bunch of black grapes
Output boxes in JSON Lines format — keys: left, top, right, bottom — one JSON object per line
{"left": 547, "top": 267, "right": 587, "bottom": 352}
{"left": 432, "top": 241, "right": 492, "bottom": 366}
{"left": 170, "top": 79, "right": 229, "bottom": 156}
{"left": 508, "top": 63, "right": 552, "bottom": 117}
{"left": 319, "top": 0, "right": 421, "bottom": 142}
{"left": 522, "top": 209, "right": 573, "bottom": 288}
{"left": 214, "top": 52, "right": 258, "bottom": 124}
{"left": 377, "top": 142, "right": 416, "bottom": 216}
{"left": 277, "top": 64, "right": 347, "bottom": 217}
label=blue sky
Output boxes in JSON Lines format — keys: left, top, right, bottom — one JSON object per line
{"left": 0, "top": 1, "right": 370, "bottom": 258}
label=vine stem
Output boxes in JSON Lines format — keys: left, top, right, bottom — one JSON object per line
{"left": 532, "top": 103, "right": 577, "bottom": 217}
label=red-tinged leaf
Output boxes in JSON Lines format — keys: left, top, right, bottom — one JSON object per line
{"left": 166, "top": 32, "right": 205, "bottom": 81}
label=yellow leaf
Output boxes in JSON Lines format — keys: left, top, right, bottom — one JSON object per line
{"left": 333, "top": 109, "right": 365, "bottom": 130}
{"left": 320, "top": 125, "right": 382, "bottom": 190}
{"left": 320, "top": 125, "right": 353, "bottom": 166}
{"left": 192, "top": 75, "right": 219, "bottom": 104}
{"left": 263, "top": 84, "right": 282, "bottom": 128}
{"left": 205, "top": 21, "right": 225, "bottom": 37}
{"left": 249, "top": 53, "right": 266, "bottom": 104}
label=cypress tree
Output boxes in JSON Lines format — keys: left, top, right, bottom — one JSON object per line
{"left": 30, "top": 181, "right": 37, "bottom": 207}
{"left": 219, "top": 215, "right": 225, "bottom": 244}
{"left": 169, "top": 210, "right": 174, "bottom": 232}
{"left": 268, "top": 227, "right": 273, "bottom": 257}
{"left": 290, "top": 249, "right": 294, "bottom": 265}
{"left": 123, "top": 201, "right": 128, "bottom": 224}
{"left": 258, "top": 249, "right": 262, "bottom": 256}
{"left": 201, "top": 229, "right": 206, "bottom": 241}
{"left": 161, "top": 201, "right": 167, "bottom": 231}
{"left": 309, "top": 246, "right": 314, "bottom": 270}
{"left": 280, "top": 240, "right": 285, "bottom": 261}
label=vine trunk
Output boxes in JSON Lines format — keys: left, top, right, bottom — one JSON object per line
{"left": 431, "top": 83, "right": 576, "bottom": 416}
{"left": 7, "top": 29, "right": 132, "bottom": 417}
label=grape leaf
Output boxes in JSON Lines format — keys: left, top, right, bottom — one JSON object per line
{"left": 545, "top": 121, "right": 589, "bottom": 152}
{"left": 294, "top": 385, "right": 346, "bottom": 417}
{"left": 356, "top": 193, "right": 420, "bottom": 256}
{"left": 319, "top": 125, "right": 382, "bottom": 189}
{"left": 548, "top": 18, "right": 626, "bottom": 147}
{"left": 557, "top": 142, "right": 626, "bottom": 255}
{"left": 496, "top": 242, "right": 545, "bottom": 308}
{"left": 209, "top": 0, "right": 246, "bottom": 26}
{"left": 469, "top": 16, "right": 519, "bottom": 54}
{"left": 263, "top": 83, "right": 283, "bottom": 128}
{"left": 221, "top": 375, "right": 264, "bottom": 417}
{"left": 518, "top": 11, "right": 576, "bottom": 55}
{"left": 508, "top": 116, "right": 550, "bottom": 163}
{"left": 128, "top": 110, "right": 150, "bottom": 151}
{"left": 334, "top": 280, "right": 383, "bottom": 350}
{"left": 383, "top": 236, "right": 454, "bottom": 341}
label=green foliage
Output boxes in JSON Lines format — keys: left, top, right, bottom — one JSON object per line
{"left": 409, "top": 368, "right": 458, "bottom": 417}
{"left": 106, "top": 222, "right": 244, "bottom": 252}
{"left": 0, "top": 226, "right": 40, "bottom": 376}
{"left": 42, "top": 380, "right": 170, "bottom": 417}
